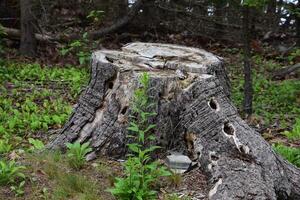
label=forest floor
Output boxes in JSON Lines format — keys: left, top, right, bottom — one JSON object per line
{"left": 0, "top": 44, "right": 299, "bottom": 199}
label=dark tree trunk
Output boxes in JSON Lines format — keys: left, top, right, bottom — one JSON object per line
{"left": 242, "top": 6, "right": 253, "bottom": 116}
{"left": 20, "top": 0, "right": 37, "bottom": 57}
{"left": 266, "top": 0, "right": 278, "bottom": 31}
{"left": 214, "top": 1, "right": 225, "bottom": 38}
{"left": 48, "top": 42, "right": 300, "bottom": 199}
{"left": 296, "top": 1, "right": 300, "bottom": 47}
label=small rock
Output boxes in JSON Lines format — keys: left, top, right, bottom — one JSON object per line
{"left": 166, "top": 153, "right": 192, "bottom": 173}
{"left": 86, "top": 152, "right": 97, "bottom": 161}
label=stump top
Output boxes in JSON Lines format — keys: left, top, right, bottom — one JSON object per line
{"left": 93, "top": 42, "right": 222, "bottom": 74}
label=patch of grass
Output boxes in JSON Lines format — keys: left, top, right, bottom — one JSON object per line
{"left": 283, "top": 118, "right": 300, "bottom": 141}
{"left": 273, "top": 143, "right": 300, "bottom": 167}
{"left": 26, "top": 151, "right": 104, "bottom": 200}
{"left": 53, "top": 173, "right": 99, "bottom": 200}
{"left": 168, "top": 172, "right": 182, "bottom": 188}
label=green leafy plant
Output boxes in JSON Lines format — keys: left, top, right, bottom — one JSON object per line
{"left": 273, "top": 143, "right": 300, "bottom": 167}
{"left": 0, "top": 160, "right": 26, "bottom": 185}
{"left": 109, "top": 73, "right": 171, "bottom": 200}
{"left": 60, "top": 33, "right": 92, "bottom": 65}
{"left": 0, "top": 61, "right": 88, "bottom": 153}
{"left": 28, "top": 138, "right": 45, "bottom": 152}
{"left": 66, "top": 141, "right": 92, "bottom": 170}
{"left": 0, "top": 139, "right": 12, "bottom": 154}
{"left": 10, "top": 180, "right": 25, "bottom": 197}
{"left": 288, "top": 48, "right": 300, "bottom": 64}
{"left": 87, "top": 10, "right": 105, "bottom": 24}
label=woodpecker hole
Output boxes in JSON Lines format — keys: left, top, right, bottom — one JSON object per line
{"left": 223, "top": 122, "right": 235, "bottom": 135}
{"left": 208, "top": 98, "right": 218, "bottom": 110}
{"left": 120, "top": 106, "right": 128, "bottom": 115}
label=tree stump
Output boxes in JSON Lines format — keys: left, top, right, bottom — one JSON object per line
{"left": 48, "top": 43, "right": 300, "bottom": 199}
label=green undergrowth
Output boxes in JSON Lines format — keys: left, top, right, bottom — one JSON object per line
{"left": 230, "top": 54, "right": 300, "bottom": 168}
{"left": 0, "top": 59, "right": 89, "bottom": 197}
{"left": 231, "top": 55, "right": 300, "bottom": 127}
{"left": 0, "top": 59, "right": 89, "bottom": 151}
{"left": 274, "top": 118, "right": 300, "bottom": 167}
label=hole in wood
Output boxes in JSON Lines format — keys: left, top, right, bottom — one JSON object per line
{"left": 120, "top": 106, "right": 128, "bottom": 115}
{"left": 239, "top": 146, "right": 245, "bottom": 153}
{"left": 108, "top": 81, "right": 114, "bottom": 89}
{"left": 210, "top": 154, "right": 219, "bottom": 161}
{"left": 223, "top": 122, "right": 235, "bottom": 135}
{"left": 158, "top": 92, "right": 162, "bottom": 98}
{"left": 208, "top": 98, "right": 218, "bottom": 110}
{"left": 239, "top": 145, "right": 250, "bottom": 154}
{"left": 105, "top": 56, "right": 114, "bottom": 63}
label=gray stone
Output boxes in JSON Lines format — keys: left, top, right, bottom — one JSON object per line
{"left": 166, "top": 154, "right": 192, "bottom": 173}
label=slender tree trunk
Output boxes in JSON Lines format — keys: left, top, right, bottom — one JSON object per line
{"left": 214, "top": 1, "right": 224, "bottom": 38}
{"left": 266, "top": 0, "right": 277, "bottom": 31}
{"left": 296, "top": 1, "right": 300, "bottom": 47}
{"left": 242, "top": 6, "right": 253, "bottom": 116}
{"left": 20, "top": 0, "right": 37, "bottom": 57}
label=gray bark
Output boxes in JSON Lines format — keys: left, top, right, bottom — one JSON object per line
{"left": 48, "top": 43, "right": 300, "bottom": 199}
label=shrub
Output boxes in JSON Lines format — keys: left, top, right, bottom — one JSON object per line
{"left": 66, "top": 141, "right": 92, "bottom": 170}
{"left": 0, "top": 160, "right": 26, "bottom": 185}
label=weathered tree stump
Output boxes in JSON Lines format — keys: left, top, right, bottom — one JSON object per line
{"left": 48, "top": 43, "right": 300, "bottom": 199}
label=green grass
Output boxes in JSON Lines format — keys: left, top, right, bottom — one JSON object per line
{"left": 53, "top": 173, "right": 100, "bottom": 200}
{"left": 26, "top": 151, "right": 102, "bottom": 200}
{"left": 273, "top": 143, "right": 300, "bottom": 167}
